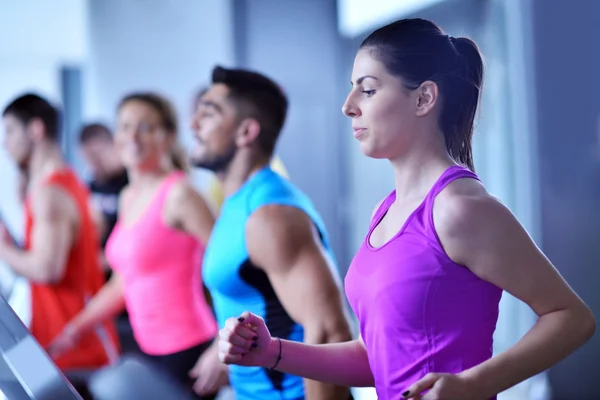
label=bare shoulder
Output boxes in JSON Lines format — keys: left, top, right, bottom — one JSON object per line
{"left": 32, "top": 183, "right": 75, "bottom": 220}
{"left": 433, "top": 177, "right": 508, "bottom": 228}
{"left": 246, "top": 205, "right": 316, "bottom": 269}
{"left": 167, "top": 178, "right": 199, "bottom": 202}
{"left": 163, "top": 177, "right": 214, "bottom": 232}
{"left": 247, "top": 204, "right": 313, "bottom": 240}
{"left": 165, "top": 178, "right": 212, "bottom": 213}
{"left": 433, "top": 178, "right": 520, "bottom": 266}
{"left": 169, "top": 177, "right": 194, "bottom": 196}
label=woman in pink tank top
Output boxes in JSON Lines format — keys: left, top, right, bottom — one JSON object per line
{"left": 49, "top": 93, "right": 222, "bottom": 399}
{"left": 215, "top": 18, "right": 595, "bottom": 400}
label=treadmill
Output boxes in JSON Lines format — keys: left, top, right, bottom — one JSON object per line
{"left": 0, "top": 295, "right": 82, "bottom": 399}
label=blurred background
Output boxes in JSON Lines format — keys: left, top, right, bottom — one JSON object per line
{"left": 0, "top": 0, "right": 598, "bottom": 399}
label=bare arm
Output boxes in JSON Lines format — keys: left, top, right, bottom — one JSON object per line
{"left": 220, "top": 313, "right": 373, "bottom": 387}
{"left": 246, "top": 205, "right": 356, "bottom": 399}
{"left": 164, "top": 179, "right": 215, "bottom": 245}
{"left": 164, "top": 179, "right": 215, "bottom": 306}
{"left": 408, "top": 184, "right": 595, "bottom": 398}
{"left": 49, "top": 186, "right": 133, "bottom": 353}
{"left": 164, "top": 180, "right": 224, "bottom": 395}
{"left": 68, "top": 273, "right": 126, "bottom": 334}
{"left": 48, "top": 273, "right": 125, "bottom": 357}
{"left": 266, "top": 335, "right": 373, "bottom": 388}
{"left": 0, "top": 185, "right": 75, "bottom": 283}
{"left": 71, "top": 185, "right": 135, "bottom": 333}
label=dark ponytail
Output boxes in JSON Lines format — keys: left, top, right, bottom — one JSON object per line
{"left": 361, "top": 19, "right": 484, "bottom": 171}
{"left": 439, "top": 37, "right": 483, "bottom": 171}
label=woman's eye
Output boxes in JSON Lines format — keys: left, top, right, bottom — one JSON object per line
{"left": 362, "top": 90, "right": 375, "bottom": 97}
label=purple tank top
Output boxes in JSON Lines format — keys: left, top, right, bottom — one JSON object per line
{"left": 345, "top": 166, "right": 502, "bottom": 399}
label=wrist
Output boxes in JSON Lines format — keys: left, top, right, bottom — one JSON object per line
{"left": 0, "top": 243, "right": 13, "bottom": 259}
{"left": 264, "top": 337, "right": 281, "bottom": 368}
{"left": 457, "top": 369, "right": 492, "bottom": 400}
{"left": 66, "top": 318, "right": 86, "bottom": 337}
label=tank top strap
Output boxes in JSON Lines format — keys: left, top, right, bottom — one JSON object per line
{"left": 43, "top": 168, "right": 76, "bottom": 190}
{"left": 425, "top": 166, "right": 479, "bottom": 202}
{"left": 152, "top": 171, "right": 186, "bottom": 209}
{"left": 422, "top": 166, "right": 479, "bottom": 236}
{"left": 40, "top": 169, "right": 83, "bottom": 211}
{"left": 368, "top": 191, "right": 396, "bottom": 231}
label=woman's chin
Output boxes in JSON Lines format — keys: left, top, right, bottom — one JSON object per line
{"left": 359, "top": 142, "right": 388, "bottom": 160}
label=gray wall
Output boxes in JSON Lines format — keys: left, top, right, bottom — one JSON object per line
{"left": 233, "top": 0, "right": 352, "bottom": 268}
{"left": 83, "top": 0, "right": 235, "bottom": 188}
{"left": 0, "top": 0, "right": 87, "bottom": 241}
{"left": 532, "top": 1, "right": 600, "bottom": 398}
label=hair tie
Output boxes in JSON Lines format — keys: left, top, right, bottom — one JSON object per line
{"left": 448, "top": 35, "right": 456, "bottom": 44}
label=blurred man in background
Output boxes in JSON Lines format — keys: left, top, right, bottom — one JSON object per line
{"left": 79, "top": 123, "right": 129, "bottom": 261}
{"left": 0, "top": 93, "right": 118, "bottom": 374}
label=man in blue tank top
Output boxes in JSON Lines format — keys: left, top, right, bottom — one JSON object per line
{"left": 187, "top": 66, "right": 353, "bottom": 400}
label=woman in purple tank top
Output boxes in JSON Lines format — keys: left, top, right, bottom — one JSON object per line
{"left": 216, "top": 18, "right": 595, "bottom": 400}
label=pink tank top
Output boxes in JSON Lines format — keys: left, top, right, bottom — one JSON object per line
{"left": 345, "top": 166, "right": 502, "bottom": 399}
{"left": 105, "top": 172, "right": 217, "bottom": 355}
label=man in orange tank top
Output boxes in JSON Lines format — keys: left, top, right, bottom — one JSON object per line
{"left": 0, "top": 93, "right": 118, "bottom": 372}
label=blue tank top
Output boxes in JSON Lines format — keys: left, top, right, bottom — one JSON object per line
{"left": 203, "top": 167, "right": 335, "bottom": 400}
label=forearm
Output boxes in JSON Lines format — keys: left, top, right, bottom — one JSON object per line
{"left": 303, "top": 325, "right": 354, "bottom": 399}
{"left": 70, "top": 277, "right": 126, "bottom": 335}
{"left": 460, "top": 307, "right": 595, "bottom": 398}
{"left": 0, "top": 247, "right": 55, "bottom": 282}
{"left": 265, "top": 338, "right": 374, "bottom": 388}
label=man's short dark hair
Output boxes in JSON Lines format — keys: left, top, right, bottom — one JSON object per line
{"left": 2, "top": 93, "right": 60, "bottom": 142}
{"left": 212, "top": 66, "right": 288, "bottom": 156}
{"left": 79, "top": 123, "right": 113, "bottom": 144}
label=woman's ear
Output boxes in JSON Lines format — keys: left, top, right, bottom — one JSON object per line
{"left": 415, "top": 80, "right": 439, "bottom": 117}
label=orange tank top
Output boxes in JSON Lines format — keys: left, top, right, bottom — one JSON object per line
{"left": 26, "top": 169, "right": 119, "bottom": 370}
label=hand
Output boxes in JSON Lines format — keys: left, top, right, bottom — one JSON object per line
{"left": 402, "top": 373, "right": 479, "bottom": 400}
{"left": 189, "top": 341, "right": 229, "bottom": 396}
{"left": 47, "top": 324, "right": 81, "bottom": 359}
{"left": 218, "top": 311, "right": 274, "bottom": 367}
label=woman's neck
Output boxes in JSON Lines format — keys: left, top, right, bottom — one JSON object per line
{"left": 389, "top": 138, "right": 455, "bottom": 203}
{"left": 127, "top": 166, "right": 173, "bottom": 188}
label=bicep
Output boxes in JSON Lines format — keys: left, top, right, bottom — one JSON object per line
{"left": 166, "top": 182, "right": 214, "bottom": 244}
{"left": 181, "top": 193, "right": 214, "bottom": 244}
{"left": 443, "top": 196, "right": 582, "bottom": 316}
{"left": 246, "top": 207, "right": 348, "bottom": 334}
{"left": 270, "top": 242, "right": 346, "bottom": 327}
{"left": 476, "top": 219, "right": 577, "bottom": 315}
{"left": 31, "top": 188, "right": 75, "bottom": 281}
